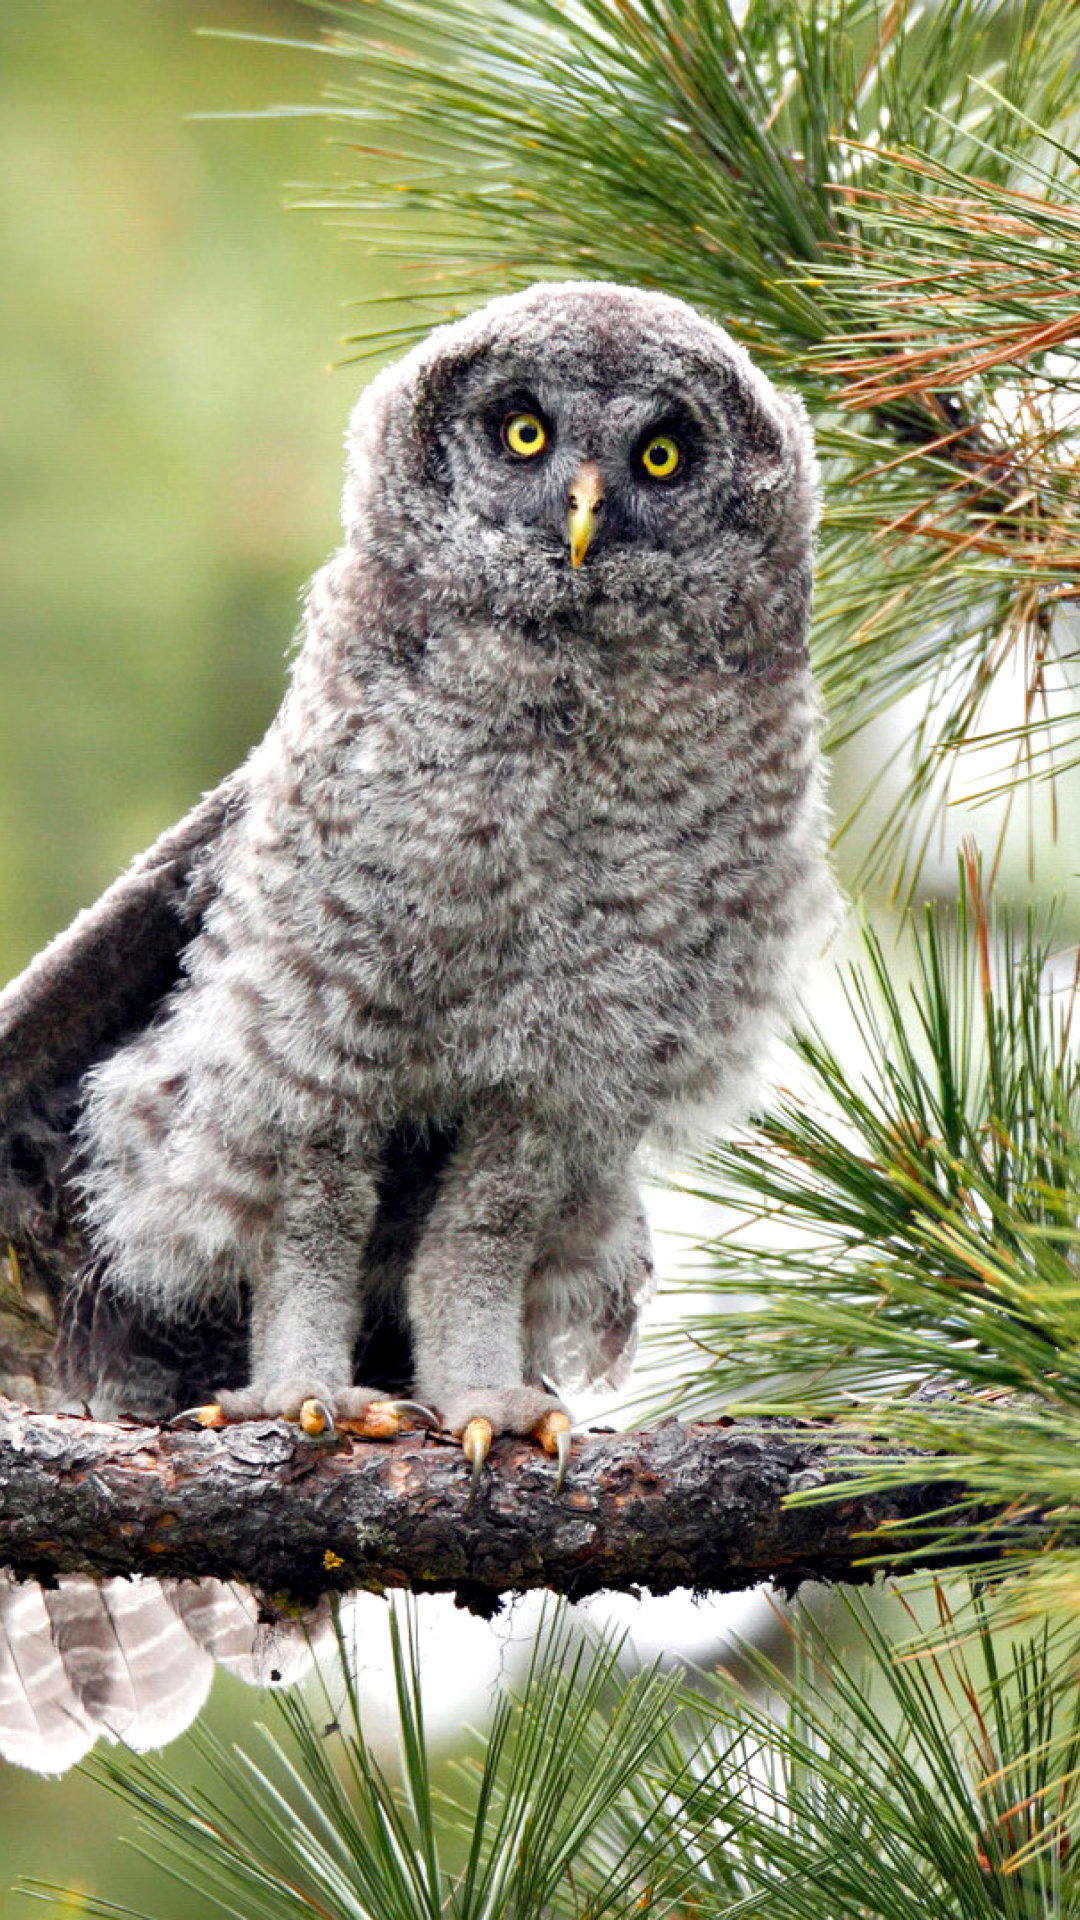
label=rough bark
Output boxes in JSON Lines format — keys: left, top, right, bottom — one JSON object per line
{"left": 0, "top": 1394, "right": 979, "bottom": 1615}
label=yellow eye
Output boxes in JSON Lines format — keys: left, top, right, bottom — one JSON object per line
{"left": 503, "top": 412, "right": 547, "bottom": 458}
{"left": 641, "top": 434, "right": 681, "bottom": 479}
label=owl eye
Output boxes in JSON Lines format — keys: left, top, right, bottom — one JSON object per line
{"left": 502, "top": 412, "right": 548, "bottom": 458}
{"left": 640, "top": 434, "right": 681, "bottom": 480}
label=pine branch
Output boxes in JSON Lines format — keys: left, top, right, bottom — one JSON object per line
{"left": 0, "top": 1394, "right": 987, "bottom": 1614}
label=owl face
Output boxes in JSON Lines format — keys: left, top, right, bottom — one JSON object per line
{"left": 438, "top": 361, "right": 722, "bottom": 568}
{"left": 346, "top": 282, "right": 812, "bottom": 635}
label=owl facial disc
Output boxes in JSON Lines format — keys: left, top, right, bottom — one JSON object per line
{"left": 567, "top": 460, "right": 605, "bottom": 568}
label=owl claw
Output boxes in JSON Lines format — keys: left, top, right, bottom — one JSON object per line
{"left": 170, "top": 1394, "right": 439, "bottom": 1438}
{"left": 462, "top": 1417, "right": 493, "bottom": 1507}
{"left": 299, "top": 1398, "right": 335, "bottom": 1438}
{"left": 385, "top": 1399, "right": 441, "bottom": 1431}
{"left": 553, "top": 1425, "right": 572, "bottom": 1493}
{"left": 533, "top": 1410, "right": 573, "bottom": 1492}
{"left": 170, "top": 1403, "right": 226, "bottom": 1431}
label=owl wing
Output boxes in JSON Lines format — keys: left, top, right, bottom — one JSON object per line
{"left": 0, "top": 771, "right": 247, "bottom": 1302}
{"left": 0, "top": 771, "right": 245, "bottom": 1124}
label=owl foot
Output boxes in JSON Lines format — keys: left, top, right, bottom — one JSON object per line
{"left": 332, "top": 1399, "right": 440, "bottom": 1441}
{"left": 170, "top": 1403, "right": 229, "bottom": 1432}
{"left": 428, "top": 1387, "right": 573, "bottom": 1501}
{"left": 170, "top": 1387, "right": 439, "bottom": 1441}
{"left": 460, "top": 1409, "right": 572, "bottom": 1501}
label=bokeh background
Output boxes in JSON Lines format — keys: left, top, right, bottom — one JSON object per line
{"left": 3, "top": 0, "right": 1079, "bottom": 1908}
{"left": 0, "top": 0, "right": 367, "bottom": 987}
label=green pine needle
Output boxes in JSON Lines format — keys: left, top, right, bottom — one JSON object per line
{"left": 24, "top": 1603, "right": 749, "bottom": 1920}
{"left": 644, "top": 853, "right": 1080, "bottom": 1574}
{"left": 25, "top": 1590, "right": 1080, "bottom": 1917}
{"left": 707, "top": 1585, "right": 1080, "bottom": 1908}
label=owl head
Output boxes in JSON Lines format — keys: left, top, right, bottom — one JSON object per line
{"left": 343, "top": 281, "right": 816, "bottom": 647}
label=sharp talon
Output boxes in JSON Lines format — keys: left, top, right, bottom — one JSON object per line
{"left": 170, "top": 1404, "right": 226, "bottom": 1430}
{"left": 384, "top": 1400, "right": 441, "bottom": 1431}
{"left": 337, "top": 1401, "right": 442, "bottom": 1440}
{"left": 554, "top": 1425, "right": 571, "bottom": 1494}
{"left": 299, "top": 1398, "right": 335, "bottom": 1438}
{"left": 533, "top": 1410, "right": 573, "bottom": 1492}
{"left": 462, "top": 1417, "right": 493, "bottom": 1507}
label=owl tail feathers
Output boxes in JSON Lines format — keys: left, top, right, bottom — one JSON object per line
{"left": 0, "top": 1572, "right": 325, "bottom": 1773}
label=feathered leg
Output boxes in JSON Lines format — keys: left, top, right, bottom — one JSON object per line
{"left": 407, "top": 1107, "right": 572, "bottom": 1490}
{"left": 208, "top": 1133, "right": 430, "bottom": 1437}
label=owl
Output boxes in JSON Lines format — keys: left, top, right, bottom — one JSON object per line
{"left": 0, "top": 281, "right": 834, "bottom": 1765}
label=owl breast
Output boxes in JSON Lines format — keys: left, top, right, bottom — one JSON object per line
{"left": 238, "top": 619, "right": 823, "bottom": 1140}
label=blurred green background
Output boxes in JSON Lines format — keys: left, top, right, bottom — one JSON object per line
{"left": 0, "top": 0, "right": 397, "bottom": 1902}
{"left": 0, "top": 0, "right": 376, "bottom": 985}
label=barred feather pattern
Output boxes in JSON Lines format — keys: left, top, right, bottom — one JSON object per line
{"left": 0, "top": 1572, "right": 321, "bottom": 1773}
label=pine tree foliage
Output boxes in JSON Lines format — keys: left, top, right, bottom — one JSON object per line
{"left": 29, "top": 1593, "right": 1080, "bottom": 1917}
{"left": 720, "top": 1587, "right": 1080, "bottom": 1909}
{"left": 650, "top": 853, "right": 1080, "bottom": 1578}
{"left": 29, "top": 1606, "right": 753, "bottom": 1920}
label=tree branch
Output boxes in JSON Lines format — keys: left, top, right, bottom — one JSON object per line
{"left": 0, "top": 1395, "right": 982, "bottom": 1615}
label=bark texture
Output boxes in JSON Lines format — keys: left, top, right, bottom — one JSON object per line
{"left": 0, "top": 1395, "right": 969, "bottom": 1615}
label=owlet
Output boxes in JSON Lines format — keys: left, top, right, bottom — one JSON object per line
{"left": 0, "top": 282, "right": 834, "bottom": 1657}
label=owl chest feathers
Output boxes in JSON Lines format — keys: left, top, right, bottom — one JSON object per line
{"left": 205, "top": 612, "right": 823, "bottom": 1129}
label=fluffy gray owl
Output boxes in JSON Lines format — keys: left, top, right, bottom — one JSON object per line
{"left": 0, "top": 281, "right": 833, "bottom": 1764}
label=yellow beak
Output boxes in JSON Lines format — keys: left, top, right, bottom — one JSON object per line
{"left": 568, "top": 460, "right": 605, "bottom": 569}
